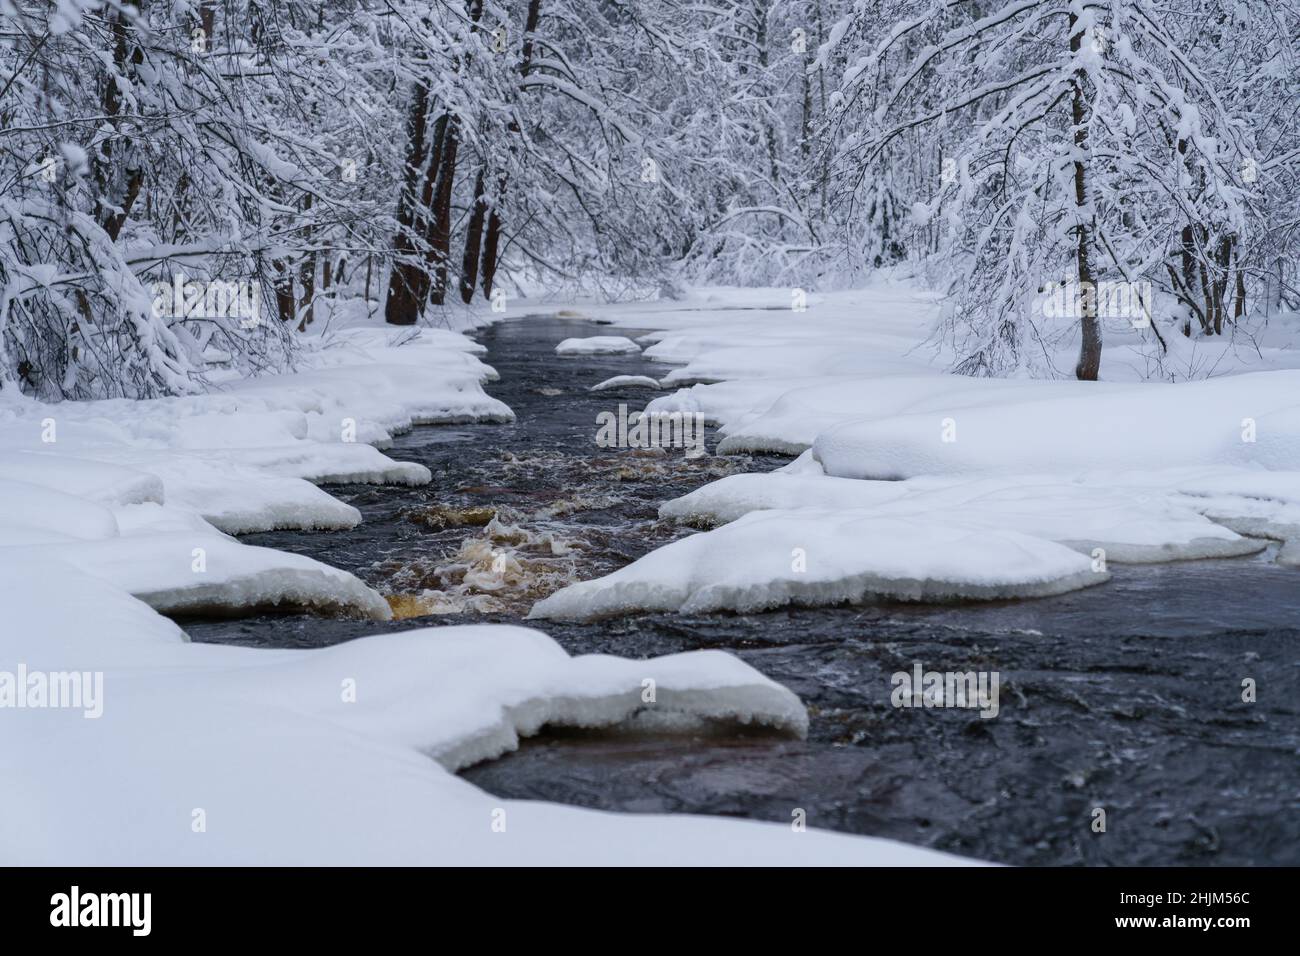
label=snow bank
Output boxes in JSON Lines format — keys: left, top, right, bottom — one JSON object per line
{"left": 1, "top": 555, "right": 967, "bottom": 865}
{"left": 814, "top": 370, "right": 1300, "bottom": 480}
{"left": 626, "top": 285, "right": 937, "bottom": 388}
{"left": 0, "top": 307, "right": 982, "bottom": 864}
{"left": 0, "top": 324, "right": 519, "bottom": 615}
{"left": 713, "top": 375, "right": 1122, "bottom": 455}
{"left": 555, "top": 335, "right": 642, "bottom": 355}
{"left": 42, "top": 524, "right": 391, "bottom": 620}
{"left": 541, "top": 286, "right": 1300, "bottom": 612}
{"left": 531, "top": 509, "right": 1106, "bottom": 620}
{"left": 1166, "top": 468, "right": 1300, "bottom": 562}
{"left": 0, "top": 325, "right": 510, "bottom": 537}
{"left": 227, "top": 361, "right": 512, "bottom": 435}
{"left": 646, "top": 377, "right": 823, "bottom": 428}
{"left": 660, "top": 470, "right": 1263, "bottom": 563}
{"left": 662, "top": 471, "right": 910, "bottom": 525}
{"left": 0, "top": 470, "right": 388, "bottom": 619}
{"left": 0, "top": 451, "right": 163, "bottom": 506}
{"left": 0, "top": 477, "right": 121, "bottom": 543}
{"left": 144, "top": 462, "right": 362, "bottom": 533}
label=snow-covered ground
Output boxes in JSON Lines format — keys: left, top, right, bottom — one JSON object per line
{"left": 5, "top": 553, "right": 979, "bottom": 864}
{"left": 0, "top": 310, "right": 971, "bottom": 865}
{"left": 0, "top": 326, "right": 513, "bottom": 618}
{"left": 528, "top": 283, "right": 1300, "bottom": 619}
{"left": 10, "top": 279, "right": 1299, "bottom": 864}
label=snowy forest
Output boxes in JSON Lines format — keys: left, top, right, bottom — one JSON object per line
{"left": 4, "top": 0, "right": 1300, "bottom": 874}
{"left": 4, "top": 0, "right": 1298, "bottom": 398}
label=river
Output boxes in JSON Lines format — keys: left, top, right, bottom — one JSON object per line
{"left": 184, "top": 315, "right": 1300, "bottom": 866}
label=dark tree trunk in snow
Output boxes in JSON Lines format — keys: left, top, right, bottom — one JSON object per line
{"left": 1234, "top": 257, "right": 1247, "bottom": 321}
{"left": 297, "top": 254, "right": 315, "bottom": 331}
{"left": 425, "top": 117, "right": 460, "bottom": 305}
{"left": 479, "top": 0, "right": 543, "bottom": 299}
{"left": 96, "top": 4, "right": 146, "bottom": 242}
{"left": 418, "top": 2, "right": 483, "bottom": 306}
{"left": 481, "top": 205, "right": 504, "bottom": 298}
{"left": 460, "top": 169, "right": 489, "bottom": 303}
{"left": 1178, "top": 221, "right": 1207, "bottom": 334}
{"left": 384, "top": 81, "right": 432, "bottom": 325}
{"left": 408, "top": 113, "right": 449, "bottom": 310}
{"left": 1069, "top": 15, "right": 1100, "bottom": 382}
{"left": 272, "top": 260, "right": 296, "bottom": 324}
{"left": 297, "top": 193, "right": 315, "bottom": 331}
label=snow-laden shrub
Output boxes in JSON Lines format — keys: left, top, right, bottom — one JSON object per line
{"left": 0, "top": 1, "right": 377, "bottom": 399}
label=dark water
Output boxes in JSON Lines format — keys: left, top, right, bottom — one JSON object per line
{"left": 187, "top": 315, "right": 1300, "bottom": 866}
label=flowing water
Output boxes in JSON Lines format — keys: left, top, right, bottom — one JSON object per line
{"left": 186, "top": 315, "right": 1300, "bottom": 866}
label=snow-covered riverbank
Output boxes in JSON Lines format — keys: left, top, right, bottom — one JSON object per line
{"left": 532, "top": 285, "right": 1300, "bottom": 620}
{"left": 0, "top": 326, "right": 511, "bottom": 619}
{"left": 7, "top": 279, "right": 1300, "bottom": 863}
{"left": 0, "top": 306, "right": 971, "bottom": 865}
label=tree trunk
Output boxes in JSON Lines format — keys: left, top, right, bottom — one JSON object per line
{"left": 297, "top": 194, "right": 315, "bottom": 331}
{"left": 1178, "top": 222, "right": 1207, "bottom": 334}
{"left": 383, "top": 81, "right": 432, "bottom": 325}
{"left": 272, "top": 260, "right": 295, "bottom": 323}
{"left": 755, "top": 3, "right": 781, "bottom": 193}
{"left": 402, "top": 113, "right": 448, "bottom": 310}
{"left": 1213, "top": 235, "right": 1235, "bottom": 332}
{"left": 1198, "top": 251, "right": 1216, "bottom": 334}
{"left": 1069, "top": 15, "right": 1100, "bottom": 381}
{"left": 1233, "top": 257, "right": 1247, "bottom": 320}
{"left": 96, "top": 4, "right": 146, "bottom": 242}
{"left": 297, "top": 253, "right": 315, "bottom": 331}
{"left": 425, "top": 118, "right": 460, "bottom": 305}
{"left": 479, "top": 0, "right": 543, "bottom": 298}
{"left": 417, "top": 2, "right": 484, "bottom": 306}
{"left": 481, "top": 204, "right": 504, "bottom": 298}
{"left": 460, "top": 169, "right": 489, "bottom": 303}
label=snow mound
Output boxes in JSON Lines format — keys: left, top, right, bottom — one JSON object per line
{"left": 162, "top": 470, "right": 361, "bottom": 534}
{"left": 531, "top": 509, "right": 1107, "bottom": 620}
{"left": 362, "top": 634, "right": 814, "bottom": 769}
{"left": 0, "top": 322, "right": 513, "bottom": 539}
{"left": 714, "top": 375, "right": 1118, "bottom": 456}
{"left": 1168, "top": 468, "right": 1300, "bottom": 560}
{"left": 0, "top": 451, "right": 163, "bottom": 506}
{"left": 660, "top": 471, "right": 1262, "bottom": 563}
{"left": 814, "top": 370, "right": 1300, "bottom": 480}
{"left": 43, "top": 525, "right": 391, "bottom": 620}
{"left": 555, "top": 335, "right": 642, "bottom": 355}
{"left": 646, "top": 377, "right": 818, "bottom": 427}
{"left": 656, "top": 344, "right": 927, "bottom": 386}
{"left": 590, "top": 375, "right": 662, "bottom": 391}
{"left": 215, "top": 442, "right": 432, "bottom": 485}
{"left": 661, "top": 471, "right": 909, "bottom": 525}
{"left": 1, "top": 555, "right": 967, "bottom": 864}
{"left": 0, "top": 478, "right": 121, "bottom": 543}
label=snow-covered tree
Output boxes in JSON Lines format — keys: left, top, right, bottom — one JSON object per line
{"left": 822, "top": 0, "right": 1300, "bottom": 379}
